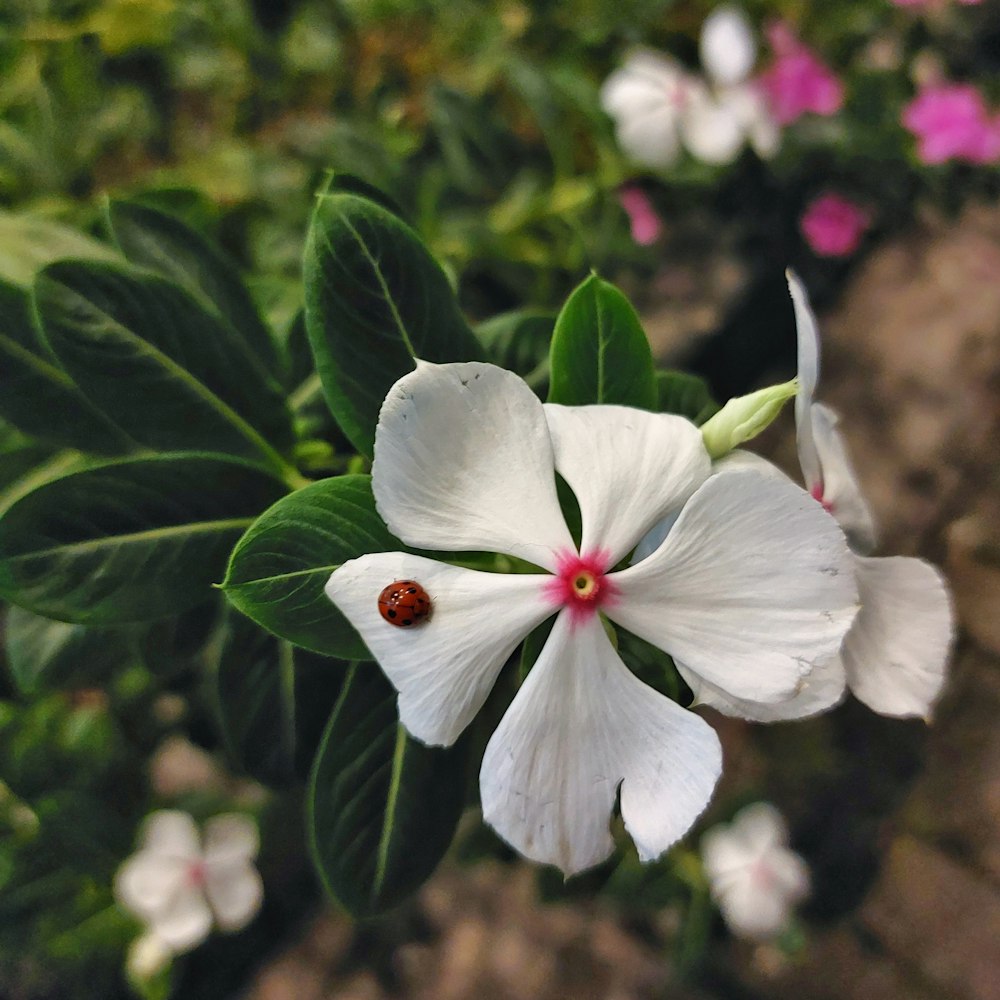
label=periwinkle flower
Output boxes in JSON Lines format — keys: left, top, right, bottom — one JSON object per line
{"left": 702, "top": 802, "right": 809, "bottom": 939}
{"left": 115, "top": 811, "right": 263, "bottom": 953}
{"left": 325, "top": 360, "right": 858, "bottom": 875}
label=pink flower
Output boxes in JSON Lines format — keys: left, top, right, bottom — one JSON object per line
{"left": 757, "top": 22, "right": 844, "bottom": 125}
{"left": 800, "top": 193, "right": 870, "bottom": 257}
{"left": 902, "top": 83, "right": 1000, "bottom": 164}
{"left": 618, "top": 186, "right": 663, "bottom": 246}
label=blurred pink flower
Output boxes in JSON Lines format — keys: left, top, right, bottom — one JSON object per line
{"left": 902, "top": 83, "right": 1000, "bottom": 164}
{"left": 758, "top": 22, "right": 844, "bottom": 125}
{"left": 619, "top": 186, "right": 663, "bottom": 246}
{"left": 800, "top": 193, "right": 870, "bottom": 257}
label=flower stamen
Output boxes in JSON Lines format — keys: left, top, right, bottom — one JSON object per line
{"left": 544, "top": 550, "right": 619, "bottom": 624}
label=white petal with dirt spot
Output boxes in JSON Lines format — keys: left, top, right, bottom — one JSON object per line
{"left": 544, "top": 404, "right": 710, "bottom": 565}
{"left": 326, "top": 553, "right": 553, "bottom": 747}
{"left": 610, "top": 470, "right": 858, "bottom": 703}
{"left": 677, "top": 653, "right": 847, "bottom": 722}
{"left": 842, "top": 554, "right": 953, "bottom": 718}
{"left": 480, "top": 612, "right": 722, "bottom": 876}
{"left": 373, "top": 361, "right": 574, "bottom": 572}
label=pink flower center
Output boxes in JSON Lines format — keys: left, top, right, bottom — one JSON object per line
{"left": 544, "top": 550, "right": 619, "bottom": 624}
{"left": 810, "top": 482, "right": 834, "bottom": 514}
{"left": 186, "top": 860, "right": 208, "bottom": 887}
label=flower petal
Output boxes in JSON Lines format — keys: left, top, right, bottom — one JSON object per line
{"left": 203, "top": 813, "right": 259, "bottom": 867}
{"left": 811, "top": 402, "right": 877, "bottom": 552}
{"left": 480, "top": 612, "right": 721, "bottom": 876}
{"left": 617, "top": 105, "right": 684, "bottom": 169}
{"left": 610, "top": 470, "right": 858, "bottom": 703}
{"left": 842, "top": 554, "right": 953, "bottom": 718}
{"left": 712, "top": 850, "right": 808, "bottom": 939}
{"left": 140, "top": 810, "right": 201, "bottom": 861}
{"left": 205, "top": 861, "right": 264, "bottom": 932}
{"left": 326, "top": 552, "right": 552, "bottom": 746}
{"left": 373, "top": 361, "right": 574, "bottom": 571}
{"left": 600, "top": 51, "right": 687, "bottom": 117}
{"left": 700, "top": 6, "right": 757, "bottom": 87}
{"left": 148, "top": 883, "right": 213, "bottom": 953}
{"left": 115, "top": 852, "right": 188, "bottom": 921}
{"left": 680, "top": 90, "right": 748, "bottom": 165}
{"left": 544, "top": 405, "right": 710, "bottom": 565}
{"left": 787, "top": 270, "right": 822, "bottom": 492}
{"left": 677, "top": 653, "right": 846, "bottom": 721}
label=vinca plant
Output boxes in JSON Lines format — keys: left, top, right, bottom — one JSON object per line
{"left": 0, "top": 169, "right": 952, "bottom": 994}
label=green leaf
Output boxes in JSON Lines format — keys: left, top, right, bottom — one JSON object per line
{"left": 105, "top": 199, "right": 281, "bottom": 373}
{"left": 303, "top": 191, "right": 483, "bottom": 457}
{"left": 548, "top": 274, "right": 657, "bottom": 409}
{"left": 222, "top": 475, "right": 400, "bottom": 660}
{"left": 0, "top": 453, "right": 286, "bottom": 624}
{"left": 476, "top": 309, "right": 554, "bottom": 390}
{"left": 0, "top": 278, "right": 135, "bottom": 453}
{"left": 34, "top": 260, "right": 295, "bottom": 472}
{"left": 656, "top": 370, "right": 720, "bottom": 425}
{"left": 321, "top": 172, "right": 407, "bottom": 220}
{"left": 0, "top": 212, "right": 119, "bottom": 289}
{"left": 210, "top": 611, "right": 347, "bottom": 786}
{"left": 308, "top": 663, "right": 468, "bottom": 917}
{"left": 4, "top": 606, "right": 133, "bottom": 695}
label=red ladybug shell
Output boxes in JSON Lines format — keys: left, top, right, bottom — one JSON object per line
{"left": 378, "top": 580, "right": 432, "bottom": 627}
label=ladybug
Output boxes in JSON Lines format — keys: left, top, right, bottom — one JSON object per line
{"left": 378, "top": 580, "right": 432, "bottom": 627}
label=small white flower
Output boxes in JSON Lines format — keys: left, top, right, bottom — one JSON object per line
{"left": 126, "top": 931, "right": 172, "bottom": 982}
{"left": 600, "top": 50, "right": 699, "bottom": 169}
{"left": 325, "top": 360, "right": 858, "bottom": 876}
{"left": 601, "top": 7, "right": 779, "bottom": 169}
{"left": 669, "top": 276, "right": 954, "bottom": 722}
{"left": 114, "top": 811, "right": 263, "bottom": 953}
{"left": 702, "top": 802, "right": 809, "bottom": 940}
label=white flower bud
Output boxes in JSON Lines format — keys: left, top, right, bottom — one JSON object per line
{"left": 700, "top": 379, "right": 797, "bottom": 458}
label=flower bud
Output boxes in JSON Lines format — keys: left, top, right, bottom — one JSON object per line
{"left": 700, "top": 379, "right": 797, "bottom": 458}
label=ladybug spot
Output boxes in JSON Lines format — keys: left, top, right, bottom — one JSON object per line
{"left": 388, "top": 609, "right": 397, "bottom": 618}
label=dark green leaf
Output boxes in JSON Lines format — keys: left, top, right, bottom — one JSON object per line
{"left": 105, "top": 199, "right": 281, "bottom": 372}
{"left": 548, "top": 274, "right": 657, "bottom": 409}
{"left": 0, "top": 453, "right": 286, "bottom": 624}
{"left": 222, "top": 475, "right": 400, "bottom": 660}
{"left": 303, "top": 191, "right": 483, "bottom": 457}
{"left": 476, "top": 309, "right": 554, "bottom": 390}
{"left": 0, "top": 278, "right": 134, "bottom": 453}
{"left": 4, "top": 606, "right": 134, "bottom": 694}
{"left": 0, "top": 212, "right": 118, "bottom": 289}
{"left": 308, "top": 663, "right": 468, "bottom": 917}
{"left": 210, "top": 611, "right": 348, "bottom": 786}
{"left": 656, "top": 370, "right": 719, "bottom": 425}
{"left": 321, "top": 172, "right": 407, "bottom": 220}
{"left": 34, "top": 260, "right": 294, "bottom": 471}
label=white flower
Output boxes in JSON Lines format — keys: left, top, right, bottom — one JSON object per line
{"left": 702, "top": 802, "right": 809, "bottom": 939}
{"left": 788, "top": 273, "right": 954, "bottom": 719}
{"left": 601, "top": 7, "right": 779, "bottom": 169}
{"left": 600, "top": 50, "right": 700, "bottom": 169}
{"left": 671, "top": 276, "right": 954, "bottom": 722}
{"left": 126, "top": 931, "right": 172, "bottom": 982}
{"left": 325, "top": 360, "right": 858, "bottom": 876}
{"left": 114, "top": 811, "right": 263, "bottom": 953}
